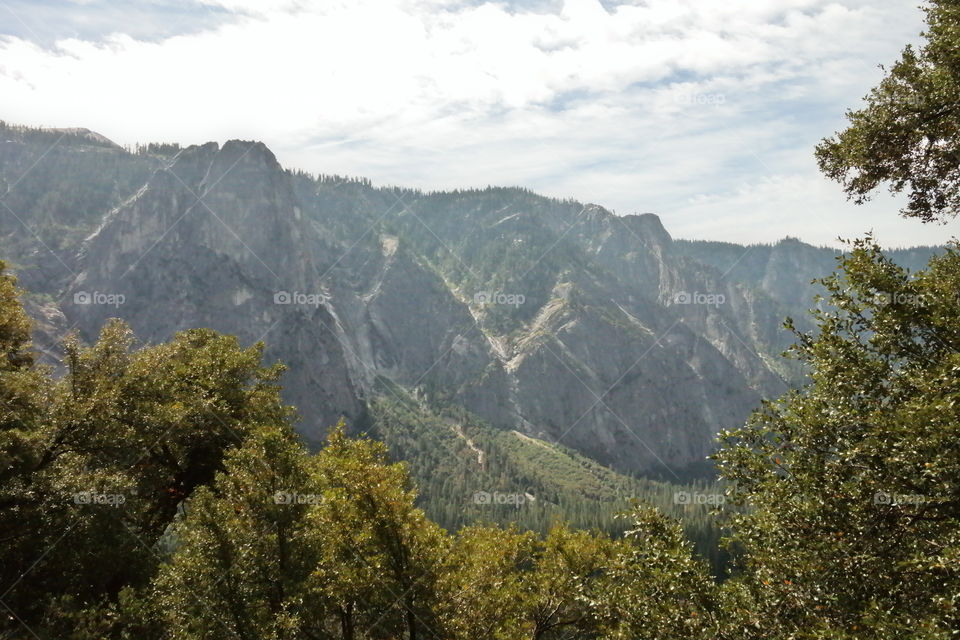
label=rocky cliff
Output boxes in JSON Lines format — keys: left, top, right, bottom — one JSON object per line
{"left": 1, "top": 123, "right": 941, "bottom": 479}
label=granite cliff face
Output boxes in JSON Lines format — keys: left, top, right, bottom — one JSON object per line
{"left": 673, "top": 237, "right": 940, "bottom": 337}
{"left": 65, "top": 140, "right": 365, "bottom": 441}
{"left": 2, "top": 125, "right": 936, "bottom": 478}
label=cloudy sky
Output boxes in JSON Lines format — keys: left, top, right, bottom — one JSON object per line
{"left": 1, "top": 0, "right": 956, "bottom": 247}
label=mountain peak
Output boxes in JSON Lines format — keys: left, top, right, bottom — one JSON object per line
{"left": 221, "top": 139, "right": 280, "bottom": 168}
{"left": 621, "top": 211, "right": 672, "bottom": 246}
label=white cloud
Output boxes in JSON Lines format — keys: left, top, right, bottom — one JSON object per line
{"left": 666, "top": 171, "right": 960, "bottom": 249}
{"left": 0, "top": 0, "right": 948, "bottom": 247}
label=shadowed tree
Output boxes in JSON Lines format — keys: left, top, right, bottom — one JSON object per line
{"left": 152, "top": 422, "right": 323, "bottom": 640}
{"left": 0, "top": 270, "right": 296, "bottom": 637}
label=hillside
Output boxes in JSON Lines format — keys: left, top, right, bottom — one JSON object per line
{"left": 0, "top": 122, "right": 943, "bottom": 492}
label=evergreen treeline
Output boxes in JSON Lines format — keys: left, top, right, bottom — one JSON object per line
{"left": 367, "top": 390, "right": 730, "bottom": 574}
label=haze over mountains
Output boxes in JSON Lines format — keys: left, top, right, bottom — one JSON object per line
{"left": 0, "top": 122, "right": 941, "bottom": 487}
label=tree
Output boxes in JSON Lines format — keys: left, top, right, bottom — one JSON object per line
{"left": 598, "top": 505, "right": 722, "bottom": 639}
{"left": 715, "top": 238, "right": 960, "bottom": 638}
{"left": 154, "top": 421, "right": 454, "bottom": 640}
{"left": 0, "top": 259, "right": 44, "bottom": 493}
{"left": 152, "top": 421, "right": 323, "bottom": 640}
{"left": 0, "top": 273, "right": 296, "bottom": 637}
{"left": 436, "top": 524, "right": 536, "bottom": 640}
{"left": 816, "top": 1, "right": 960, "bottom": 222}
{"left": 518, "top": 524, "right": 616, "bottom": 640}
{"left": 309, "top": 424, "right": 449, "bottom": 640}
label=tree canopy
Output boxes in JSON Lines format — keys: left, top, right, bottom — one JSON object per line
{"left": 816, "top": 0, "right": 960, "bottom": 222}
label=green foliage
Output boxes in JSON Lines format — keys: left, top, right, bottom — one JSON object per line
{"left": 0, "top": 279, "right": 293, "bottom": 637}
{"left": 0, "top": 260, "right": 45, "bottom": 487}
{"left": 311, "top": 424, "right": 449, "bottom": 639}
{"left": 150, "top": 422, "right": 450, "bottom": 640}
{"left": 599, "top": 506, "right": 721, "bottom": 639}
{"left": 815, "top": 1, "right": 960, "bottom": 222}
{"left": 715, "top": 238, "right": 960, "bottom": 638}
{"left": 367, "top": 388, "right": 731, "bottom": 576}
{"left": 436, "top": 524, "right": 536, "bottom": 639}
{"left": 520, "top": 524, "right": 615, "bottom": 639}
{"left": 5, "top": 235, "right": 960, "bottom": 639}
{"left": 152, "top": 422, "right": 322, "bottom": 640}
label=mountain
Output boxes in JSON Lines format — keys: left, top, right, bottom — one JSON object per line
{"left": 0, "top": 123, "right": 942, "bottom": 497}
{"left": 674, "top": 237, "right": 940, "bottom": 330}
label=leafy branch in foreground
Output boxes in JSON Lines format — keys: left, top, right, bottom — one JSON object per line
{"left": 816, "top": 1, "right": 960, "bottom": 222}
{"left": 716, "top": 238, "right": 960, "bottom": 638}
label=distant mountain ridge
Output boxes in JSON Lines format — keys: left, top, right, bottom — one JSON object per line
{"left": 673, "top": 237, "right": 940, "bottom": 323}
{"left": 0, "top": 122, "right": 944, "bottom": 488}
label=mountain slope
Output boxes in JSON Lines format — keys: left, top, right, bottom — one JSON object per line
{"left": 0, "top": 122, "right": 943, "bottom": 484}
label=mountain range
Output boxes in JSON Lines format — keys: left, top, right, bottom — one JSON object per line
{"left": 0, "top": 122, "right": 940, "bottom": 504}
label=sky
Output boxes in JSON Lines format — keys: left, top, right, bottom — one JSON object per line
{"left": 1, "top": 0, "right": 957, "bottom": 248}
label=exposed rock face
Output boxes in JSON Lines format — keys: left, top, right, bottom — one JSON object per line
{"left": 0, "top": 127, "right": 940, "bottom": 478}
{"left": 367, "top": 191, "right": 787, "bottom": 478}
{"left": 672, "top": 237, "right": 940, "bottom": 336}
{"left": 64, "top": 140, "right": 364, "bottom": 441}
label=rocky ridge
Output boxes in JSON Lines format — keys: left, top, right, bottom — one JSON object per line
{"left": 1, "top": 125, "right": 940, "bottom": 478}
